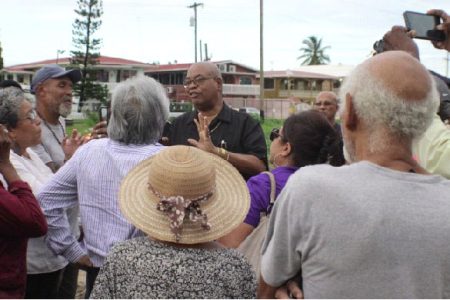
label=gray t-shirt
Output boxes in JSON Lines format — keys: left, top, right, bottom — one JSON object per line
{"left": 261, "top": 161, "right": 450, "bottom": 298}
{"left": 31, "top": 117, "right": 66, "bottom": 168}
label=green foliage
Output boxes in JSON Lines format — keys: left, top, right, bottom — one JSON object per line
{"left": 0, "top": 41, "right": 3, "bottom": 70}
{"left": 298, "top": 36, "right": 331, "bottom": 65}
{"left": 261, "top": 118, "right": 284, "bottom": 148}
{"left": 71, "top": 0, "right": 107, "bottom": 108}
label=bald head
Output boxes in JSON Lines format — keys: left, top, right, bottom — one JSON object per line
{"left": 339, "top": 51, "right": 439, "bottom": 141}
{"left": 314, "top": 91, "right": 338, "bottom": 123}
{"left": 364, "top": 51, "right": 431, "bottom": 101}
{"left": 187, "top": 62, "right": 222, "bottom": 80}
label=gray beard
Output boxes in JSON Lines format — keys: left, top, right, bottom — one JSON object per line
{"left": 59, "top": 103, "right": 72, "bottom": 118}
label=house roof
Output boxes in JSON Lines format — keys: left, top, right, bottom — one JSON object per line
{"left": 144, "top": 60, "right": 258, "bottom": 73}
{"left": 296, "top": 64, "right": 354, "bottom": 78}
{"left": 259, "top": 70, "right": 338, "bottom": 80}
{"left": 4, "top": 56, "right": 149, "bottom": 72}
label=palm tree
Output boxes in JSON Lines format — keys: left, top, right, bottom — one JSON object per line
{"left": 297, "top": 36, "right": 331, "bottom": 65}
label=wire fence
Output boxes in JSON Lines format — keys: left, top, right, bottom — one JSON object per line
{"left": 224, "top": 97, "right": 313, "bottom": 120}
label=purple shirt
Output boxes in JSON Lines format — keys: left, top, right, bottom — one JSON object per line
{"left": 244, "top": 166, "right": 298, "bottom": 227}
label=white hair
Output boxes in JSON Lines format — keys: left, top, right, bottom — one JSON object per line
{"left": 107, "top": 75, "right": 169, "bottom": 145}
{"left": 339, "top": 65, "right": 439, "bottom": 142}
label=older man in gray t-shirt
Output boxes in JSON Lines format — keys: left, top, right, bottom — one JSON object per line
{"left": 261, "top": 162, "right": 450, "bottom": 298}
{"left": 259, "top": 51, "right": 450, "bottom": 298}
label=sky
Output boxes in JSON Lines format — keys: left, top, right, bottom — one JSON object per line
{"left": 0, "top": 0, "right": 449, "bottom": 76}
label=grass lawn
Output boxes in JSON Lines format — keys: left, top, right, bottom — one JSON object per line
{"left": 66, "top": 117, "right": 285, "bottom": 147}
{"left": 66, "top": 118, "right": 99, "bottom": 136}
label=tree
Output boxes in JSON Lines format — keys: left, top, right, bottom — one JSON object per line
{"left": 71, "top": 0, "right": 108, "bottom": 111}
{"left": 297, "top": 36, "right": 331, "bottom": 65}
{"left": 0, "top": 40, "right": 3, "bottom": 70}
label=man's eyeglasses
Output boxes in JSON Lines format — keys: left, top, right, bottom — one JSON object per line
{"left": 270, "top": 128, "right": 283, "bottom": 141}
{"left": 314, "top": 101, "right": 335, "bottom": 107}
{"left": 183, "top": 76, "right": 215, "bottom": 88}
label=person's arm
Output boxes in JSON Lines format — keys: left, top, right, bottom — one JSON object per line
{"left": 218, "top": 223, "right": 255, "bottom": 248}
{"left": 0, "top": 124, "right": 47, "bottom": 237}
{"left": 413, "top": 115, "right": 450, "bottom": 179}
{"left": 427, "top": 9, "right": 450, "bottom": 51}
{"left": 258, "top": 276, "right": 279, "bottom": 298}
{"left": 258, "top": 179, "right": 304, "bottom": 298}
{"left": 37, "top": 149, "right": 89, "bottom": 265}
{"left": 0, "top": 180, "right": 48, "bottom": 238}
{"left": 188, "top": 114, "right": 266, "bottom": 176}
{"left": 219, "top": 173, "right": 270, "bottom": 248}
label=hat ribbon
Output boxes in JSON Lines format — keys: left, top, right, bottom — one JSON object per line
{"left": 149, "top": 184, "right": 213, "bottom": 242}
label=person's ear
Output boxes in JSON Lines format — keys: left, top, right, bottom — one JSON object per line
{"left": 215, "top": 77, "right": 223, "bottom": 92}
{"left": 280, "top": 141, "right": 292, "bottom": 158}
{"left": 342, "top": 93, "right": 358, "bottom": 130}
{"left": 8, "top": 128, "right": 17, "bottom": 142}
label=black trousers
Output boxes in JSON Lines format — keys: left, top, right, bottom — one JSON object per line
{"left": 84, "top": 266, "right": 100, "bottom": 299}
{"left": 25, "top": 269, "right": 63, "bottom": 299}
{"left": 57, "top": 263, "right": 79, "bottom": 299}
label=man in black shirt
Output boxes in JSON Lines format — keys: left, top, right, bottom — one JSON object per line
{"left": 164, "top": 62, "right": 267, "bottom": 179}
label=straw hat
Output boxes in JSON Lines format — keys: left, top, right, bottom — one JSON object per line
{"left": 119, "top": 145, "right": 250, "bottom": 244}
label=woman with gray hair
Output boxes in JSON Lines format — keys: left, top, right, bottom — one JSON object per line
{"left": 37, "top": 75, "right": 170, "bottom": 298}
{"left": 0, "top": 86, "right": 82, "bottom": 298}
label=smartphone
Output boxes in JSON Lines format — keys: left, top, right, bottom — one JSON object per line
{"left": 403, "top": 11, "right": 446, "bottom": 41}
{"left": 99, "top": 106, "right": 109, "bottom": 123}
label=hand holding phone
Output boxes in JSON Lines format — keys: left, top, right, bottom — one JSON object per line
{"left": 99, "top": 106, "right": 109, "bottom": 122}
{"left": 427, "top": 9, "right": 450, "bottom": 51}
{"left": 404, "top": 11, "right": 446, "bottom": 41}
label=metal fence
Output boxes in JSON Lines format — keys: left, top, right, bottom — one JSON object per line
{"left": 224, "top": 97, "right": 312, "bottom": 120}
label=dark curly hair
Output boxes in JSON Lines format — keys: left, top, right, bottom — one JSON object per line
{"left": 281, "top": 110, "right": 345, "bottom": 168}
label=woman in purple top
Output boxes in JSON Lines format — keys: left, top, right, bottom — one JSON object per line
{"left": 219, "top": 110, "right": 345, "bottom": 247}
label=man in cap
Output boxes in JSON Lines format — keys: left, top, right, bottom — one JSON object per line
{"left": 258, "top": 51, "right": 450, "bottom": 298}
{"left": 29, "top": 64, "right": 84, "bottom": 299}
{"left": 30, "top": 64, "right": 83, "bottom": 172}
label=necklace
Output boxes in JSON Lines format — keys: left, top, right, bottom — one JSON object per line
{"left": 209, "top": 120, "right": 222, "bottom": 134}
{"left": 37, "top": 111, "right": 65, "bottom": 145}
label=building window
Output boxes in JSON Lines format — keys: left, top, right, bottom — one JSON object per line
{"left": 239, "top": 76, "right": 252, "bottom": 85}
{"left": 96, "top": 70, "right": 109, "bottom": 82}
{"left": 122, "top": 70, "right": 136, "bottom": 81}
{"left": 264, "top": 78, "right": 274, "bottom": 89}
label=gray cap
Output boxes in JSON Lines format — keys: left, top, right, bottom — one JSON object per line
{"left": 31, "top": 64, "right": 82, "bottom": 94}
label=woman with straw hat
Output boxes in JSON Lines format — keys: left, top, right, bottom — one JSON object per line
{"left": 90, "top": 145, "right": 256, "bottom": 299}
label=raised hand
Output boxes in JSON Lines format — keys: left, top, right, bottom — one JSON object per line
{"left": 63, "top": 128, "right": 83, "bottom": 161}
{"left": 187, "top": 113, "right": 217, "bottom": 154}
{"left": 427, "top": 9, "right": 450, "bottom": 51}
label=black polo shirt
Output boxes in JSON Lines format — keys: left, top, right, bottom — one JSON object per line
{"left": 165, "top": 104, "right": 267, "bottom": 179}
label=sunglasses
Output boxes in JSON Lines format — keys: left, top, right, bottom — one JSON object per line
{"left": 270, "top": 128, "right": 282, "bottom": 141}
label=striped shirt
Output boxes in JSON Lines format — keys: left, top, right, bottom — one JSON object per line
{"left": 37, "top": 138, "right": 164, "bottom": 267}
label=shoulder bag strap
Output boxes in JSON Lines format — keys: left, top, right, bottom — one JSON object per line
{"left": 262, "top": 171, "right": 276, "bottom": 205}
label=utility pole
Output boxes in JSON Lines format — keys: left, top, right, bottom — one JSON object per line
{"left": 188, "top": 2, "right": 203, "bottom": 63}
{"left": 259, "top": 0, "right": 264, "bottom": 115}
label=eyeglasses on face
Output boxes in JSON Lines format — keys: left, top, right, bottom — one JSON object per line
{"left": 21, "top": 109, "right": 39, "bottom": 123}
{"left": 314, "top": 101, "right": 335, "bottom": 107}
{"left": 270, "top": 128, "right": 283, "bottom": 141}
{"left": 183, "top": 76, "right": 215, "bottom": 88}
